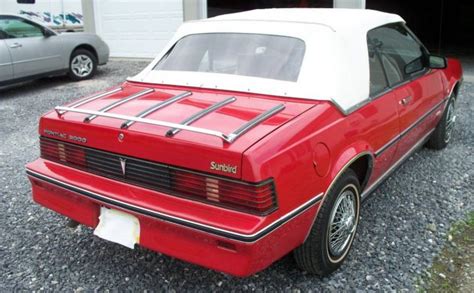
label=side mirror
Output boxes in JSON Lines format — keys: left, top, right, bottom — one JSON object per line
{"left": 428, "top": 55, "right": 447, "bottom": 69}
{"left": 42, "top": 28, "right": 55, "bottom": 38}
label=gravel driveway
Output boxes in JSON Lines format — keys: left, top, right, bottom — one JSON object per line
{"left": 1, "top": 60, "right": 473, "bottom": 292}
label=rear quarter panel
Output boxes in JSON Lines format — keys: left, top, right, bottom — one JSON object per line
{"left": 57, "top": 33, "right": 109, "bottom": 68}
{"left": 241, "top": 95, "right": 400, "bottom": 241}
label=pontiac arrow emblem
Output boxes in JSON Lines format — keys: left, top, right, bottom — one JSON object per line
{"left": 119, "top": 158, "right": 127, "bottom": 176}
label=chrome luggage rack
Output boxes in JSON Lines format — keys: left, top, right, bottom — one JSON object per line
{"left": 55, "top": 88, "right": 285, "bottom": 144}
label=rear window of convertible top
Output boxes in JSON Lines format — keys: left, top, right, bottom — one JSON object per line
{"left": 154, "top": 33, "right": 306, "bottom": 82}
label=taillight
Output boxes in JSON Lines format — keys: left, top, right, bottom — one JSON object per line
{"left": 40, "top": 138, "right": 86, "bottom": 167}
{"left": 171, "top": 169, "right": 277, "bottom": 215}
{"left": 39, "top": 137, "right": 278, "bottom": 215}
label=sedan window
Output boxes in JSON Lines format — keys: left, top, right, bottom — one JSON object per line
{"left": 0, "top": 17, "right": 44, "bottom": 39}
{"left": 154, "top": 33, "right": 306, "bottom": 82}
{"left": 367, "top": 24, "right": 426, "bottom": 86}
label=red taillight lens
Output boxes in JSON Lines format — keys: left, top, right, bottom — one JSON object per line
{"left": 40, "top": 138, "right": 86, "bottom": 167}
{"left": 171, "top": 169, "right": 277, "bottom": 215}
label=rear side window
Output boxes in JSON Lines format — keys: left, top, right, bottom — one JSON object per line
{"left": 367, "top": 43, "right": 388, "bottom": 96}
{"left": 367, "top": 23, "right": 426, "bottom": 86}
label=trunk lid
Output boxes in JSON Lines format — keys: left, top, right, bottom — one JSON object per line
{"left": 40, "top": 82, "right": 316, "bottom": 178}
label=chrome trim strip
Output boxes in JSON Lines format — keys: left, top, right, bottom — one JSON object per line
{"left": 369, "top": 86, "right": 393, "bottom": 101}
{"left": 227, "top": 104, "right": 285, "bottom": 143}
{"left": 334, "top": 98, "right": 372, "bottom": 116}
{"left": 374, "top": 134, "right": 401, "bottom": 157}
{"left": 374, "top": 97, "right": 448, "bottom": 157}
{"left": 66, "top": 87, "right": 123, "bottom": 110}
{"left": 400, "top": 98, "right": 447, "bottom": 138}
{"left": 26, "top": 168, "right": 323, "bottom": 242}
{"left": 362, "top": 128, "right": 435, "bottom": 200}
{"left": 121, "top": 91, "right": 192, "bottom": 129}
{"left": 325, "top": 151, "right": 374, "bottom": 198}
{"left": 166, "top": 96, "right": 236, "bottom": 137}
{"left": 55, "top": 106, "right": 235, "bottom": 143}
{"left": 84, "top": 88, "right": 154, "bottom": 122}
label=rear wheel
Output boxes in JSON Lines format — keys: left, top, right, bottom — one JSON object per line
{"left": 426, "top": 96, "right": 456, "bottom": 150}
{"left": 294, "top": 169, "right": 360, "bottom": 276}
{"left": 68, "top": 49, "right": 97, "bottom": 81}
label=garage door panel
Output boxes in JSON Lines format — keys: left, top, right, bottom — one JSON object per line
{"left": 95, "top": 0, "right": 183, "bottom": 58}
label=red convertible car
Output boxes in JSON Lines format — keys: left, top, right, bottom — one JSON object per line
{"left": 26, "top": 9, "right": 463, "bottom": 276}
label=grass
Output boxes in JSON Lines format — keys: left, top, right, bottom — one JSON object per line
{"left": 416, "top": 211, "right": 474, "bottom": 292}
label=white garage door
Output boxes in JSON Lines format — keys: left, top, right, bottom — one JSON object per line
{"left": 93, "top": 0, "right": 183, "bottom": 58}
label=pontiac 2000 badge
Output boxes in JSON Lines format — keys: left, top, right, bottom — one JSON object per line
{"left": 26, "top": 9, "right": 463, "bottom": 276}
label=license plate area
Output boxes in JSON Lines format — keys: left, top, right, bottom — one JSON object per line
{"left": 93, "top": 207, "right": 140, "bottom": 249}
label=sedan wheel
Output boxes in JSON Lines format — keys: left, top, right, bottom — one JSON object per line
{"left": 71, "top": 55, "right": 93, "bottom": 78}
{"left": 68, "top": 49, "right": 98, "bottom": 81}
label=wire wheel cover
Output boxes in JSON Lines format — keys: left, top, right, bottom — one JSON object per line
{"left": 444, "top": 101, "right": 456, "bottom": 143}
{"left": 328, "top": 188, "right": 357, "bottom": 258}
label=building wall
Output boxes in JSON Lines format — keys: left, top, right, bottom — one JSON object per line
{"left": 92, "top": 0, "right": 184, "bottom": 58}
{"left": 85, "top": 0, "right": 364, "bottom": 58}
{"left": 334, "top": 0, "right": 365, "bottom": 9}
{"left": 1, "top": 0, "right": 83, "bottom": 28}
{"left": 183, "top": 0, "right": 207, "bottom": 21}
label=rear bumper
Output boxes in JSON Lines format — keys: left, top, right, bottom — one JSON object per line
{"left": 26, "top": 159, "right": 321, "bottom": 276}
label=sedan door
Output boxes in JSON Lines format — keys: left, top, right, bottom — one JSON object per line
{"left": 0, "top": 38, "right": 13, "bottom": 83}
{"left": 0, "top": 16, "right": 64, "bottom": 79}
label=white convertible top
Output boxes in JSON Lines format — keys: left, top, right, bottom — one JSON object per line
{"left": 130, "top": 9, "right": 404, "bottom": 114}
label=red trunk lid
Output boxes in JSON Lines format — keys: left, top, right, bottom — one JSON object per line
{"left": 40, "top": 82, "right": 316, "bottom": 178}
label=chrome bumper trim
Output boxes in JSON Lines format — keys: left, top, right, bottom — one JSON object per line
{"left": 26, "top": 169, "right": 323, "bottom": 243}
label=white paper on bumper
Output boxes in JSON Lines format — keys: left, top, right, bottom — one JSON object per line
{"left": 93, "top": 207, "right": 140, "bottom": 249}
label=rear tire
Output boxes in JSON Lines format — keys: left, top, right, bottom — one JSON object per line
{"left": 294, "top": 169, "right": 360, "bottom": 276}
{"left": 426, "top": 96, "right": 456, "bottom": 150}
{"left": 68, "top": 49, "right": 97, "bottom": 81}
